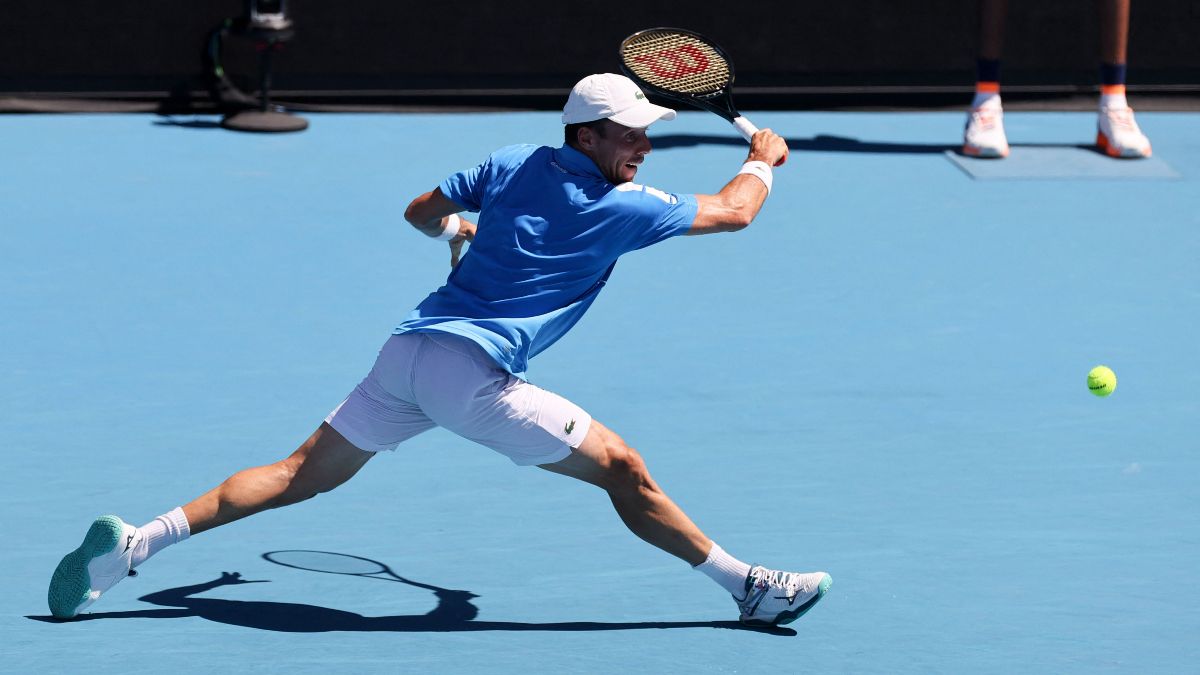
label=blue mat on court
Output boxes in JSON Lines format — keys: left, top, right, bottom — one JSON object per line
{"left": 3, "top": 110, "right": 1198, "bottom": 674}
{"left": 946, "top": 146, "right": 1181, "bottom": 179}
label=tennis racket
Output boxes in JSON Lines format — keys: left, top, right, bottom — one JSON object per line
{"left": 620, "top": 27, "right": 778, "bottom": 160}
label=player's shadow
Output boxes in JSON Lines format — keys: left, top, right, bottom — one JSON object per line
{"left": 651, "top": 133, "right": 1103, "bottom": 156}
{"left": 27, "top": 559, "right": 795, "bottom": 636}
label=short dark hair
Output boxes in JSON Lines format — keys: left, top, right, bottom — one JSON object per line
{"left": 564, "top": 119, "right": 608, "bottom": 149}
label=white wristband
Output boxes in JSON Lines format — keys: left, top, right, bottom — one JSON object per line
{"left": 737, "top": 160, "right": 773, "bottom": 195}
{"left": 434, "top": 213, "right": 461, "bottom": 241}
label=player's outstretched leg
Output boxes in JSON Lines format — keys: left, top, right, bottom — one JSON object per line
{"left": 540, "top": 420, "right": 831, "bottom": 625}
{"left": 48, "top": 423, "right": 373, "bottom": 619}
{"left": 181, "top": 422, "right": 373, "bottom": 535}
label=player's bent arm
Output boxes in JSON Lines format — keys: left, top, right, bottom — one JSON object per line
{"left": 686, "top": 128, "right": 787, "bottom": 236}
{"left": 404, "top": 187, "right": 477, "bottom": 241}
{"left": 687, "top": 175, "right": 768, "bottom": 236}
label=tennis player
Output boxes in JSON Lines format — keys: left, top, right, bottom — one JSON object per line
{"left": 48, "top": 73, "right": 831, "bottom": 627}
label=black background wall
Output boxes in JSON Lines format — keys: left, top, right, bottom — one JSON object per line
{"left": 2, "top": 1, "right": 1198, "bottom": 109}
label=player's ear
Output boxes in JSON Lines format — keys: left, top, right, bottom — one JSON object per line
{"left": 576, "top": 125, "right": 596, "bottom": 150}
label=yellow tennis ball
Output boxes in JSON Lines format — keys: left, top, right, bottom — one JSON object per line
{"left": 1087, "top": 365, "right": 1117, "bottom": 397}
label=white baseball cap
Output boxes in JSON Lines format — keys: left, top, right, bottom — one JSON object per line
{"left": 561, "top": 73, "right": 677, "bottom": 128}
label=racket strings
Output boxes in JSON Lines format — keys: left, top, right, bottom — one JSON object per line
{"left": 621, "top": 31, "right": 731, "bottom": 95}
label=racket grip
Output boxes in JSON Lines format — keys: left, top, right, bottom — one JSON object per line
{"left": 732, "top": 116, "right": 758, "bottom": 142}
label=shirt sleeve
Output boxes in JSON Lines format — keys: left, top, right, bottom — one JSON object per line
{"left": 438, "top": 144, "right": 541, "bottom": 213}
{"left": 612, "top": 183, "right": 699, "bottom": 251}
{"left": 439, "top": 159, "right": 489, "bottom": 213}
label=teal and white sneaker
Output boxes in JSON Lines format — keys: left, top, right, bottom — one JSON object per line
{"left": 735, "top": 565, "right": 832, "bottom": 626}
{"left": 48, "top": 516, "right": 141, "bottom": 619}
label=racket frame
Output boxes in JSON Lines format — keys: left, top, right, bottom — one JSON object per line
{"left": 618, "top": 27, "right": 759, "bottom": 141}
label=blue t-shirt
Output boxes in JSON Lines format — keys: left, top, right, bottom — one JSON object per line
{"left": 394, "top": 144, "right": 698, "bottom": 377}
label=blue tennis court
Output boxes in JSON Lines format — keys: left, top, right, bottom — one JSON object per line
{"left": 4, "top": 110, "right": 1198, "bottom": 673}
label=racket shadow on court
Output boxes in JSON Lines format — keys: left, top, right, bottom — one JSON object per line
{"left": 27, "top": 550, "right": 796, "bottom": 636}
{"left": 650, "top": 133, "right": 1107, "bottom": 156}
{"left": 651, "top": 133, "right": 954, "bottom": 155}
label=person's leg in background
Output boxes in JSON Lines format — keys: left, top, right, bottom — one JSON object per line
{"left": 964, "top": 0, "right": 1011, "bottom": 158}
{"left": 1096, "top": 0, "right": 1152, "bottom": 157}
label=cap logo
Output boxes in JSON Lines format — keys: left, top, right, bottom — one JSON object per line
{"left": 562, "top": 73, "right": 676, "bottom": 126}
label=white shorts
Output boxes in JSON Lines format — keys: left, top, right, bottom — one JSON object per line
{"left": 325, "top": 332, "right": 592, "bottom": 465}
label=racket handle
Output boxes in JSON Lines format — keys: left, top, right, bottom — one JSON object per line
{"left": 732, "top": 115, "right": 787, "bottom": 166}
{"left": 732, "top": 116, "right": 758, "bottom": 142}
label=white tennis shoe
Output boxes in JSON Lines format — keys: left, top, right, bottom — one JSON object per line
{"left": 963, "top": 102, "right": 1010, "bottom": 158}
{"left": 735, "top": 565, "right": 832, "bottom": 626}
{"left": 1097, "top": 105, "right": 1152, "bottom": 158}
{"left": 48, "top": 515, "right": 142, "bottom": 619}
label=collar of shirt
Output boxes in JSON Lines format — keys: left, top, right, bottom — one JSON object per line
{"left": 552, "top": 145, "right": 606, "bottom": 181}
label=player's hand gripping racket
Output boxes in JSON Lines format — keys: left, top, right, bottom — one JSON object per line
{"left": 619, "top": 27, "right": 784, "bottom": 165}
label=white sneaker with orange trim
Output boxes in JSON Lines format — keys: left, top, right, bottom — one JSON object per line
{"left": 963, "top": 103, "right": 1010, "bottom": 158}
{"left": 1097, "top": 105, "right": 1152, "bottom": 158}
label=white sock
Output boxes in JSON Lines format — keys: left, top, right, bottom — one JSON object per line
{"left": 694, "top": 542, "right": 752, "bottom": 596}
{"left": 131, "top": 507, "right": 191, "bottom": 568}
{"left": 1100, "top": 91, "right": 1129, "bottom": 110}
{"left": 971, "top": 92, "right": 1001, "bottom": 110}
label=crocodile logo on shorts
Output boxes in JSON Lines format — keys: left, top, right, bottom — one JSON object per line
{"left": 565, "top": 419, "right": 576, "bottom": 435}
